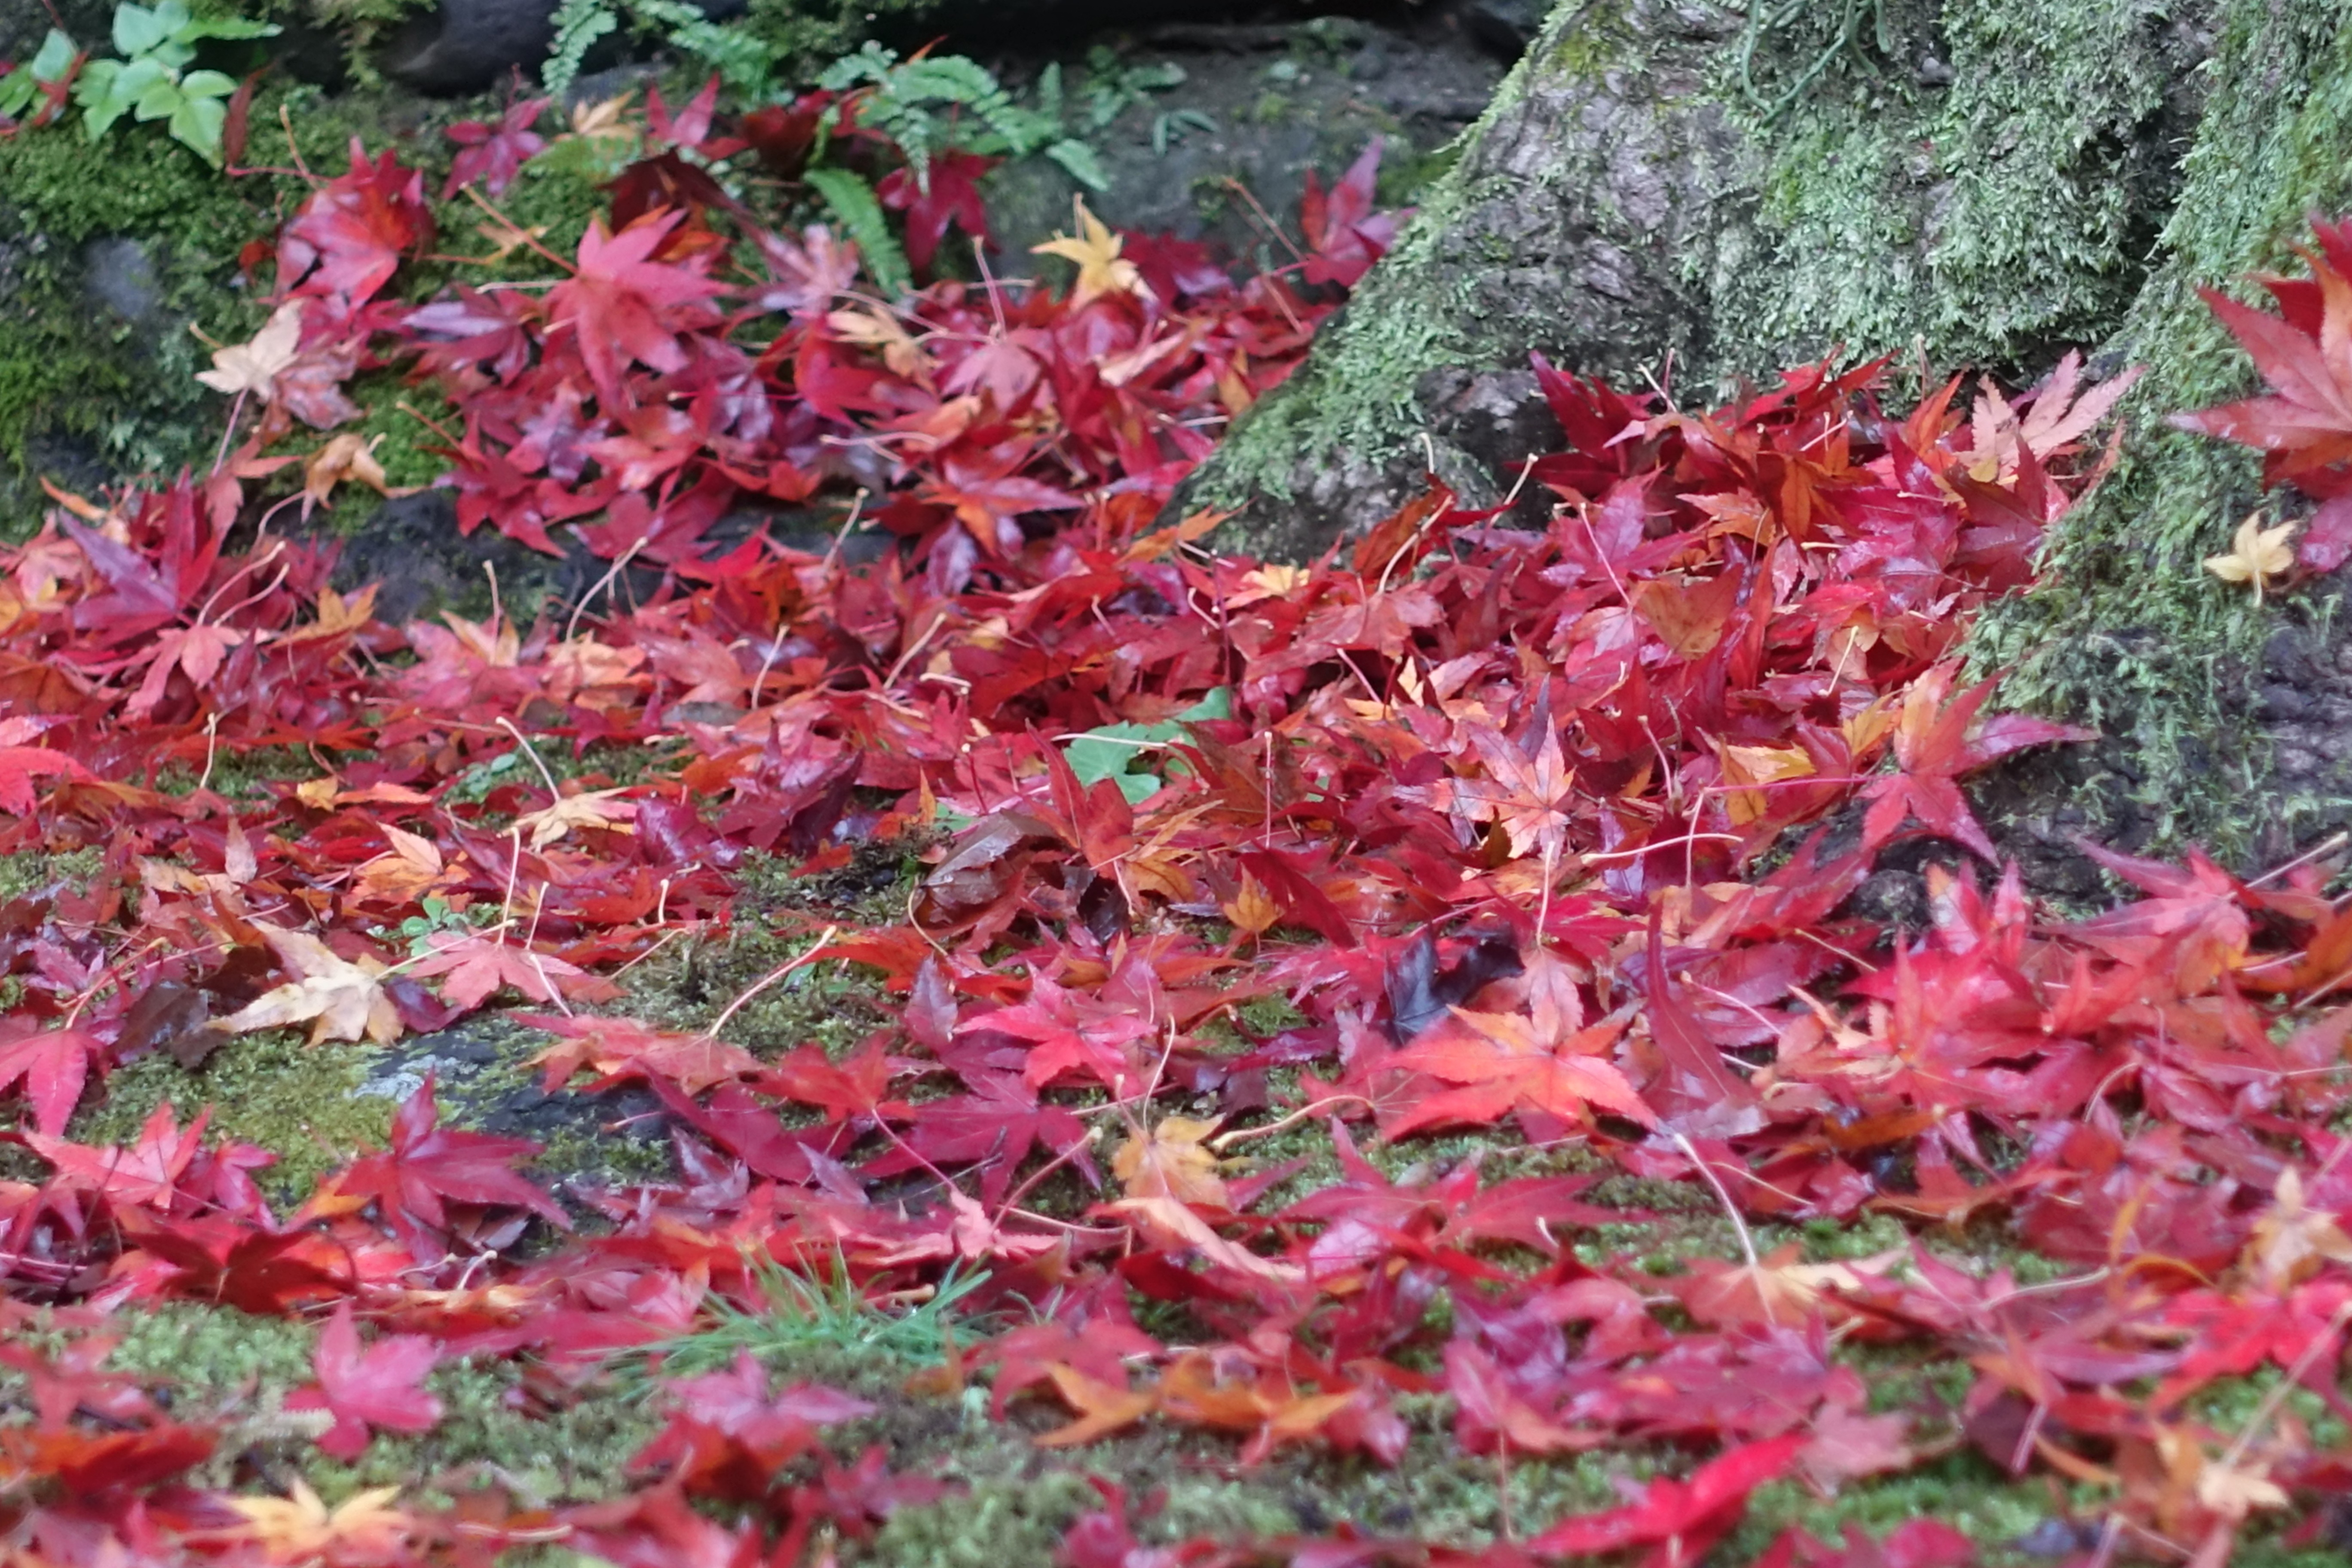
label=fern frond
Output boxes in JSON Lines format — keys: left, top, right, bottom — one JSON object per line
{"left": 806, "top": 166, "right": 910, "bottom": 298}
{"left": 543, "top": 0, "right": 617, "bottom": 94}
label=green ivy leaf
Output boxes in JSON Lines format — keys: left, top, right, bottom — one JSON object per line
{"left": 167, "top": 87, "right": 224, "bottom": 164}
{"left": 30, "top": 28, "right": 77, "bottom": 80}
{"left": 1061, "top": 689, "right": 1232, "bottom": 804}
{"left": 112, "top": 2, "right": 168, "bottom": 59}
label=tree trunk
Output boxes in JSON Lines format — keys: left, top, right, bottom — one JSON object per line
{"left": 1184, "top": 0, "right": 2352, "bottom": 862}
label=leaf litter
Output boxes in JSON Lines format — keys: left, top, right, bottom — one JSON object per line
{"left": 0, "top": 77, "right": 2347, "bottom": 1568}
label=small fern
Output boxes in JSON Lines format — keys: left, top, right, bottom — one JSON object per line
{"left": 817, "top": 43, "right": 1106, "bottom": 194}
{"left": 805, "top": 165, "right": 910, "bottom": 297}
{"left": 544, "top": 0, "right": 779, "bottom": 97}
{"left": 543, "top": 0, "right": 619, "bottom": 95}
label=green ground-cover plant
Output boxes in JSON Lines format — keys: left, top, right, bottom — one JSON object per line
{"left": 0, "top": 0, "right": 280, "bottom": 165}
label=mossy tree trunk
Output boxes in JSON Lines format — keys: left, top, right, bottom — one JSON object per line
{"left": 1186, "top": 0, "right": 2352, "bottom": 861}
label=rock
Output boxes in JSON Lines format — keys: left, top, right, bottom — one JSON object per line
{"left": 83, "top": 238, "right": 163, "bottom": 327}
{"left": 380, "top": 0, "right": 744, "bottom": 94}
{"left": 324, "top": 488, "right": 571, "bottom": 625}
{"left": 982, "top": 9, "right": 1506, "bottom": 263}
{"left": 1461, "top": 0, "right": 1548, "bottom": 59}
{"left": 0, "top": 0, "right": 113, "bottom": 65}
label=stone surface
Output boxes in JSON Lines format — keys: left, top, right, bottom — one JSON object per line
{"left": 981, "top": 9, "right": 1505, "bottom": 263}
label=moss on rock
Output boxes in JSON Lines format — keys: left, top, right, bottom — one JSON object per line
{"left": 1968, "top": 0, "right": 2352, "bottom": 861}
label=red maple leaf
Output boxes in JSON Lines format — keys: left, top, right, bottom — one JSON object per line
{"left": 546, "top": 210, "right": 729, "bottom": 408}
{"left": 1859, "top": 665, "right": 2089, "bottom": 859}
{"left": 0, "top": 1021, "right": 104, "bottom": 1139}
{"left": 962, "top": 970, "right": 1159, "bottom": 1093}
{"left": 1528, "top": 1433, "right": 1808, "bottom": 1565}
{"left": 277, "top": 141, "right": 431, "bottom": 308}
{"left": 1386, "top": 952, "right": 1653, "bottom": 1138}
{"left": 0, "top": 715, "right": 92, "bottom": 816}
{"left": 2170, "top": 218, "right": 2352, "bottom": 490}
{"left": 878, "top": 150, "right": 997, "bottom": 273}
{"left": 408, "top": 930, "right": 605, "bottom": 1012}
{"left": 861, "top": 1070, "right": 1094, "bottom": 1204}
{"left": 333, "top": 1075, "right": 571, "bottom": 1250}
{"left": 285, "top": 1301, "right": 442, "bottom": 1460}
{"left": 444, "top": 94, "right": 549, "bottom": 199}
{"left": 24, "top": 1102, "right": 205, "bottom": 1207}
{"left": 1300, "top": 138, "right": 1398, "bottom": 288}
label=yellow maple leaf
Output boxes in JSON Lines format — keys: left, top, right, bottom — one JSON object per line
{"left": 303, "top": 433, "right": 411, "bottom": 518}
{"left": 2205, "top": 511, "right": 2297, "bottom": 600}
{"left": 2242, "top": 1166, "right": 2352, "bottom": 1291}
{"left": 231, "top": 1480, "right": 410, "bottom": 1562}
{"left": 1717, "top": 740, "right": 1817, "bottom": 826}
{"left": 1031, "top": 198, "right": 1146, "bottom": 306}
{"left": 515, "top": 786, "right": 639, "bottom": 851}
{"left": 1112, "top": 1115, "right": 1229, "bottom": 1207}
{"left": 213, "top": 923, "right": 401, "bottom": 1045}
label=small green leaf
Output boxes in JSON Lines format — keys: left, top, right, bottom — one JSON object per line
{"left": 76, "top": 58, "right": 134, "bottom": 138}
{"left": 1044, "top": 138, "right": 1112, "bottom": 193}
{"left": 31, "top": 28, "right": 77, "bottom": 81}
{"left": 806, "top": 165, "right": 911, "bottom": 298}
{"left": 132, "top": 72, "right": 183, "bottom": 122}
{"left": 168, "top": 90, "right": 224, "bottom": 164}
{"left": 113, "top": 2, "right": 165, "bottom": 58}
{"left": 179, "top": 68, "right": 236, "bottom": 98}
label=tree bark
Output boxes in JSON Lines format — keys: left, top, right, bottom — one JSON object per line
{"left": 1184, "top": 0, "right": 2352, "bottom": 861}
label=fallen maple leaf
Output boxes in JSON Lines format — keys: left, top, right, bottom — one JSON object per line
{"left": 230, "top": 1479, "right": 411, "bottom": 1562}
{"left": 213, "top": 924, "right": 401, "bottom": 1045}
{"left": 2204, "top": 510, "right": 2297, "bottom": 599}
{"left": 196, "top": 300, "right": 305, "bottom": 399}
{"left": 0, "top": 714, "right": 92, "bottom": 815}
{"left": 1111, "top": 1115, "right": 1228, "bottom": 1207}
{"left": 285, "top": 1302, "right": 442, "bottom": 1460}
{"left": 0, "top": 1022, "right": 103, "bottom": 1137}
{"left": 302, "top": 432, "right": 410, "bottom": 518}
{"left": 333, "top": 1075, "right": 571, "bottom": 1248}
{"left": 1032, "top": 197, "right": 1145, "bottom": 306}
{"left": 2242, "top": 1167, "right": 2352, "bottom": 1292}
{"left": 515, "top": 785, "right": 638, "bottom": 850}
{"left": 1529, "top": 1434, "right": 1808, "bottom": 1565}
{"left": 407, "top": 930, "right": 602, "bottom": 1012}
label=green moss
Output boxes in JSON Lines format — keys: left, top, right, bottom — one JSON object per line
{"left": 74, "top": 1029, "right": 389, "bottom": 1202}
{"left": 0, "top": 848, "right": 103, "bottom": 903}
{"left": 76, "top": 1302, "right": 656, "bottom": 1508}
{"left": 1966, "top": 0, "right": 2352, "bottom": 858}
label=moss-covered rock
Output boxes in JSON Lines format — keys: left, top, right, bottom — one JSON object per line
{"left": 1186, "top": 0, "right": 2212, "bottom": 552}
{"left": 1182, "top": 0, "right": 2352, "bottom": 862}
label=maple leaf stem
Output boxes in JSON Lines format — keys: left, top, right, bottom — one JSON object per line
{"left": 394, "top": 400, "right": 462, "bottom": 445}
{"left": 2246, "top": 828, "right": 2351, "bottom": 889}
{"left": 211, "top": 392, "right": 248, "bottom": 476}
{"left": 992, "top": 1120, "right": 1103, "bottom": 1218}
{"left": 706, "top": 924, "right": 839, "bottom": 1038}
{"left": 1536, "top": 839, "right": 1559, "bottom": 950}
{"left": 462, "top": 186, "right": 576, "bottom": 273}
{"left": 493, "top": 717, "right": 565, "bottom": 800}
{"left": 1670, "top": 1131, "right": 1768, "bottom": 1314}
{"left": 197, "top": 710, "right": 223, "bottom": 794}
{"left": 562, "top": 536, "right": 646, "bottom": 645}
{"left": 1581, "top": 833, "right": 1744, "bottom": 865}
{"left": 1206, "top": 1096, "right": 1373, "bottom": 1152}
